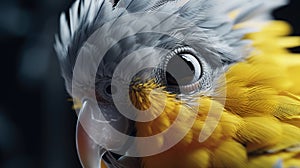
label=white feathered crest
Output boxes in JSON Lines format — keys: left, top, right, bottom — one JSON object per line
{"left": 54, "top": 0, "right": 287, "bottom": 92}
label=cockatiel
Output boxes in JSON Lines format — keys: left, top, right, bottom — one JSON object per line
{"left": 55, "top": 0, "right": 300, "bottom": 167}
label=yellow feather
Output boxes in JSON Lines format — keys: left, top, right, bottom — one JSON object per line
{"left": 263, "top": 124, "right": 300, "bottom": 153}
{"left": 182, "top": 149, "right": 211, "bottom": 168}
{"left": 212, "top": 140, "right": 247, "bottom": 168}
{"left": 282, "top": 116, "right": 300, "bottom": 128}
{"left": 136, "top": 20, "right": 300, "bottom": 167}
{"left": 236, "top": 117, "right": 282, "bottom": 152}
{"left": 248, "top": 152, "right": 299, "bottom": 168}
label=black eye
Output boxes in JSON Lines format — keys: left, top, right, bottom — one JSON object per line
{"left": 166, "top": 53, "right": 202, "bottom": 86}
{"left": 105, "top": 84, "right": 117, "bottom": 96}
{"left": 155, "top": 46, "right": 212, "bottom": 93}
{"left": 105, "top": 84, "right": 112, "bottom": 95}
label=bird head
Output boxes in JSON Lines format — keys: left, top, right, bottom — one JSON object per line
{"left": 54, "top": 0, "right": 294, "bottom": 167}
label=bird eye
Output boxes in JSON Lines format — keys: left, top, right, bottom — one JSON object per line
{"left": 159, "top": 46, "right": 206, "bottom": 93}
{"left": 166, "top": 53, "right": 202, "bottom": 86}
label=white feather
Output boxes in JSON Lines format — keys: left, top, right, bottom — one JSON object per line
{"left": 69, "top": 0, "right": 80, "bottom": 36}
{"left": 59, "top": 13, "right": 71, "bottom": 49}
{"left": 55, "top": 0, "right": 289, "bottom": 95}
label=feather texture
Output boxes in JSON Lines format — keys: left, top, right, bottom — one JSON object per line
{"left": 54, "top": 0, "right": 300, "bottom": 168}
{"left": 55, "top": 0, "right": 284, "bottom": 94}
{"left": 137, "top": 21, "right": 300, "bottom": 168}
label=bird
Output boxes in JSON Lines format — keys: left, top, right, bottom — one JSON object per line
{"left": 54, "top": 0, "right": 300, "bottom": 167}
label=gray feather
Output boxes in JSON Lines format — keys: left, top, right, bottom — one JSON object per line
{"left": 55, "top": 0, "right": 287, "bottom": 88}
{"left": 54, "top": 0, "right": 289, "bottom": 167}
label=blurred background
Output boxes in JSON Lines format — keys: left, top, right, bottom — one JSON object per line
{"left": 0, "top": 0, "right": 299, "bottom": 168}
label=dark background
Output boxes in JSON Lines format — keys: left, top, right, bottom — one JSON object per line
{"left": 0, "top": 0, "right": 299, "bottom": 168}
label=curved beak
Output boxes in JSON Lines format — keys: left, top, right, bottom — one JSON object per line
{"left": 76, "top": 100, "right": 104, "bottom": 168}
{"left": 75, "top": 99, "right": 134, "bottom": 168}
{"left": 76, "top": 120, "right": 103, "bottom": 168}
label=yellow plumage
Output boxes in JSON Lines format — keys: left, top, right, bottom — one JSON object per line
{"left": 55, "top": 0, "right": 300, "bottom": 167}
{"left": 133, "top": 21, "right": 300, "bottom": 168}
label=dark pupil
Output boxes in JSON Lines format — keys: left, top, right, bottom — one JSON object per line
{"left": 106, "top": 84, "right": 117, "bottom": 95}
{"left": 106, "top": 85, "right": 112, "bottom": 95}
{"left": 166, "top": 54, "right": 197, "bottom": 86}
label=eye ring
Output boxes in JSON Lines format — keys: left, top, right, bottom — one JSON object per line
{"left": 157, "top": 46, "right": 209, "bottom": 93}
